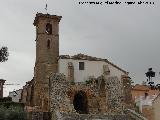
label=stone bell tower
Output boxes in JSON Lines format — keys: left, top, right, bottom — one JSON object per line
{"left": 33, "top": 13, "right": 62, "bottom": 111}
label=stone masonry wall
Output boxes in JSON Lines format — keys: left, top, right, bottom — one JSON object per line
{"left": 49, "top": 73, "right": 148, "bottom": 120}
{"left": 49, "top": 73, "right": 126, "bottom": 120}
{"left": 49, "top": 73, "right": 73, "bottom": 114}
{"left": 106, "top": 76, "right": 123, "bottom": 114}
{"left": 59, "top": 114, "right": 130, "bottom": 120}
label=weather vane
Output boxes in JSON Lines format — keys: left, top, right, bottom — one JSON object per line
{"left": 45, "top": 3, "right": 48, "bottom": 14}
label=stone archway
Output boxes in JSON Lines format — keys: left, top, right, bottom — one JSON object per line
{"left": 73, "top": 90, "right": 88, "bottom": 114}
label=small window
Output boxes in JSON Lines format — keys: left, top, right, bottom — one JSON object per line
{"left": 79, "top": 62, "right": 84, "bottom": 70}
{"left": 47, "top": 39, "right": 50, "bottom": 49}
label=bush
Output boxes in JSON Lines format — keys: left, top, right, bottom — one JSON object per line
{"left": 0, "top": 97, "right": 12, "bottom": 102}
{"left": 0, "top": 102, "right": 27, "bottom": 120}
{"left": 0, "top": 111, "right": 27, "bottom": 120}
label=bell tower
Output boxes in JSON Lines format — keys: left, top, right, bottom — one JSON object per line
{"left": 33, "top": 13, "right": 62, "bottom": 111}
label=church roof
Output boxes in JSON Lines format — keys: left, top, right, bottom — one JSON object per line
{"left": 59, "top": 53, "right": 128, "bottom": 74}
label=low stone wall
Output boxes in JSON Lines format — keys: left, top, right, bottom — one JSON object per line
{"left": 58, "top": 113, "right": 130, "bottom": 120}
{"left": 30, "top": 112, "right": 51, "bottom": 120}
{"left": 29, "top": 111, "right": 146, "bottom": 120}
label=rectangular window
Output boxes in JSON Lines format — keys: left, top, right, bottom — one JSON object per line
{"left": 79, "top": 62, "right": 85, "bottom": 70}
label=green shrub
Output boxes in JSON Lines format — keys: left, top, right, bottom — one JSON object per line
{"left": 0, "top": 102, "right": 27, "bottom": 120}
{"left": 0, "top": 111, "right": 27, "bottom": 120}
{"left": 0, "top": 97, "right": 12, "bottom": 102}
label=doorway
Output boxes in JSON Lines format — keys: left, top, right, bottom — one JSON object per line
{"left": 73, "top": 90, "right": 88, "bottom": 114}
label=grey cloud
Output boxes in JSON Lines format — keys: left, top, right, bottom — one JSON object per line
{"left": 0, "top": 0, "right": 160, "bottom": 96}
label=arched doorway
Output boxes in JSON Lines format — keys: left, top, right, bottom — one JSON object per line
{"left": 73, "top": 90, "right": 88, "bottom": 114}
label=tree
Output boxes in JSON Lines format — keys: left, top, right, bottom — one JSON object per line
{"left": 0, "top": 46, "right": 9, "bottom": 62}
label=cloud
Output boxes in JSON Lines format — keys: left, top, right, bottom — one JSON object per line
{"left": 0, "top": 0, "right": 160, "bottom": 96}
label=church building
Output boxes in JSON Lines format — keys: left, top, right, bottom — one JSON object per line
{"left": 20, "top": 12, "right": 135, "bottom": 119}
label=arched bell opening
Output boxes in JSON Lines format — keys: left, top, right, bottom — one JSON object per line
{"left": 73, "top": 90, "right": 88, "bottom": 114}
{"left": 46, "top": 23, "right": 52, "bottom": 34}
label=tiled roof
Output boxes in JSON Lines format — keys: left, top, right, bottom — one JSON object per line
{"left": 132, "top": 84, "right": 150, "bottom": 91}
{"left": 59, "top": 53, "right": 128, "bottom": 74}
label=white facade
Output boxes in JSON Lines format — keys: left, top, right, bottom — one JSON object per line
{"left": 58, "top": 58, "right": 127, "bottom": 82}
{"left": 9, "top": 89, "right": 22, "bottom": 102}
{"left": 135, "top": 95, "right": 157, "bottom": 112}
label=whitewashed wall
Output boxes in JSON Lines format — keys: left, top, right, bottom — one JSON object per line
{"left": 135, "top": 95, "right": 157, "bottom": 112}
{"left": 9, "top": 89, "right": 22, "bottom": 102}
{"left": 58, "top": 59, "right": 126, "bottom": 82}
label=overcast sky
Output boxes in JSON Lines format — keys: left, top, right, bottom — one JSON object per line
{"left": 0, "top": 0, "right": 160, "bottom": 96}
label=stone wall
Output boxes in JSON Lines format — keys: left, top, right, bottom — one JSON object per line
{"left": 49, "top": 73, "right": 125, "bottom": 120}
{"left": 121, "top": 75, "right": 132, "bottom": 106}
{"left": 49, "top": 73, "right": 73, "bottom": 114}
{"left": 31, "top": 112, "right": 51, "bottom": 120}
{"left": 36, "top": 72, "right": 149, "bottom": 120}
{"left": 21, "top": 79, "right": 34, "bottom": 106}
{"left": 106, "top": 76, "right": 123, "bottom": 114}
{"left": 59, "top": 113, "right": 130, "bottom": 120}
